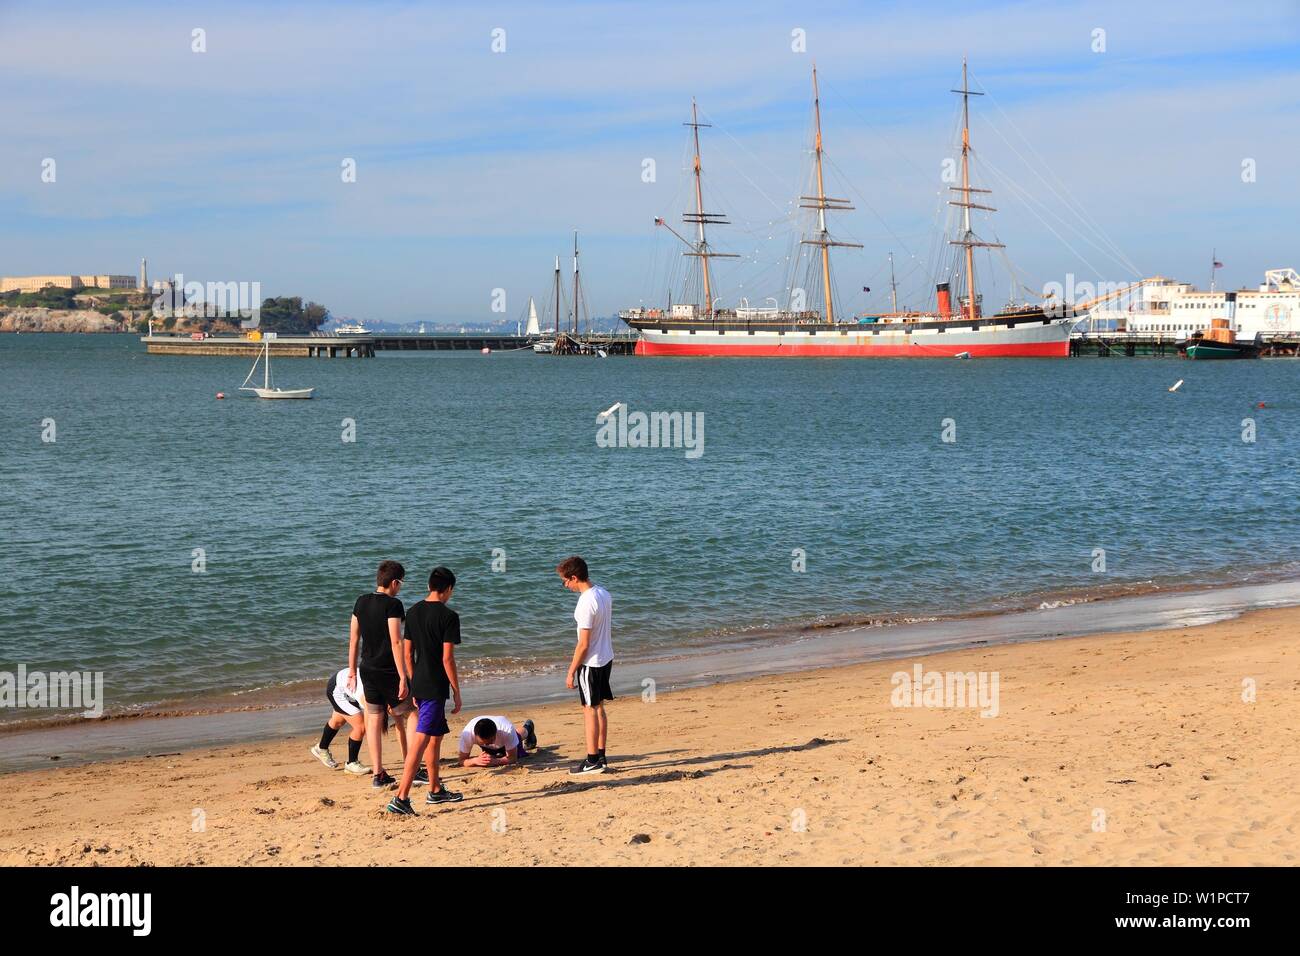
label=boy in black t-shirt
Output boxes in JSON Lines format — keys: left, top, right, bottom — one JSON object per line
{"left": 348, "top": 559, "right": 412, "bottom": 789}
{"left": 387, "top": 566, "right": 465, "bottom": 815}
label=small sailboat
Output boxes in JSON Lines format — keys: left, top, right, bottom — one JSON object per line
{"left": 240, "top": 340, "right": 315, "bottom": 399}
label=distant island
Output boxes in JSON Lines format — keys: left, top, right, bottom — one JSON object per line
{"left": 0, "top": 286, "right": 330, "bottom": 335}
{"left": 0, "top": 283, "right": 630, "bottom": 336}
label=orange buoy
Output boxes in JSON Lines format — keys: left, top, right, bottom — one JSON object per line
{"left": 1257, "top": 402, "right": 1267, "bottom": 408}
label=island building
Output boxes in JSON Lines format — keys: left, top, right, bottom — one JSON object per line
{"left": 1, "top": 274, "right": 137, "bottom": 293}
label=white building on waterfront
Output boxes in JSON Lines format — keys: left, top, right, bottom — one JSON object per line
{"left": 1087, "top": 268, "right": 1300, "bottom": 339}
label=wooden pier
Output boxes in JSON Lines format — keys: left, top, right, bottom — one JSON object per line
{"left": 142, "top": 333, "right": 377, "bottom": 357}
{"left": 550, "top": 332, "right": 638, "bottom": 355}
{"left": 1070, "top": 332, "right": 1300, "bottom": 358}
{"left": 142, "top": 331, "right": 640, "bottom": 357}
{"left": 372, "top": 333, "right": 547, "bottom": 352}
{"left": 142, "top": 332, "right": 535, "bottom": 357}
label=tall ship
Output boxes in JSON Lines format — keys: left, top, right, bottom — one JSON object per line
{"left": 619, "top": 63, "right": 1083, "bottom": 357}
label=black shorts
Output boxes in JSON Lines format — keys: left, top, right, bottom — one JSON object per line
{"left": 576, "top": 661, "right": 614, "bottom": 707}
{"left": 359, "top": 668, "right": 413, "bottom": 716}
{"left": 325, "top": 672, "right": 349, "bottom": 715}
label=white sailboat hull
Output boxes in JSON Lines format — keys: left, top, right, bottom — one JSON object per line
{"left": 243, "top": 386, "right": 315, "bottom": 400}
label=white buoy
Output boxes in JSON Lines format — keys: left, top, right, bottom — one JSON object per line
{"left": 597, "top": 402, "right": 622, "bottom": 421}
{"left": 1169, "top": 379, "right": 1184, "bottom": 393}
{"left": 481, "top": 347, "right": 491, "bottom": 355}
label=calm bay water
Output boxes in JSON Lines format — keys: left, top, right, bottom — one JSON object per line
{"left": 2, "top": 333, "right": 1299, "bottom": 721}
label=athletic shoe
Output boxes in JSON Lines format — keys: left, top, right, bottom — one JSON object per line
{"left": 310, "top": 746, "right": 339, "bottom": 770}
{"left": 371, "top": 770, "right": 397, "bottom": 790}
{"left": 413, "top": 767, "right": 429, "bottom": 787}
{"left": 385, "top": 796, "right": 416, "bottom": 816}
{"left": 569, "top": 759, "right": 606, "bottom": 776}
{"left": 599, "top": 754, "right": 609, "bottom": 770}
{"left": 343, "top": 761, "right": 370, "bottom": 775}
{"left": 425, "top": 785, "right": 464, "bottom": 806}
{"left": 522, "top": 719, "right": 537, "bottom": 751}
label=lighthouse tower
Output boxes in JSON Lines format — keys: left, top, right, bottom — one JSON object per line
{"left": 139, "top": 257, "right": 148, "bottom": 292}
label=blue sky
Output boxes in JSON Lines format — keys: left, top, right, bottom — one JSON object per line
{"left": 1, "top": 0, "right": 1297, "bottom": 323}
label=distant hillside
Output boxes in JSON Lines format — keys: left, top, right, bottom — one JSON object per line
{"left": 0, "top": 290, "right": 329, "bottom": 334}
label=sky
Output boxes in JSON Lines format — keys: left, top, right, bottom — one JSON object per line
{"left": 1, "top": 0, "right": 1297, "bottom": 324}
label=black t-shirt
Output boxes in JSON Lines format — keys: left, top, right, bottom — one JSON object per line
{"left": 404, "top": 600, "right": 461, "bottom": 701}
{"left": 353, "top": 591, "right": 405, "bottom": 676}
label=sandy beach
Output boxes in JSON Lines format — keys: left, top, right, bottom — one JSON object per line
{"left": 2, "top": 605, "right": 1296, "bottom": 867}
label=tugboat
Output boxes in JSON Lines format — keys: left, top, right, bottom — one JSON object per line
{"left": 1182, "top": 318, "right": 1260, "bottom": 359}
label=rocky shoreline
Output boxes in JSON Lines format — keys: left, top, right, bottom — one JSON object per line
{"left": 0, "top": 308, "right": 134, "bottom": 333}
{"left": 0, "top": 308, "right": 233, "bottom": 334}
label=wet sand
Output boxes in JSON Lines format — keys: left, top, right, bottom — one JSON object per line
{"left": 2, "top": 605, "right": 1295, "bottom": 866}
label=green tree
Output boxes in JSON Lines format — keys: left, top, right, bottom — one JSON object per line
{"left": 256, "top": 296, "right": 331, "bottom": 333}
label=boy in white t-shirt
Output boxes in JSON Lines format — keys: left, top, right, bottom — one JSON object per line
{"left": 556, "top": 555, "right": 613, "bottom": 776}
{"left": 457, "top": 715, "right": 537, "bottom": 768}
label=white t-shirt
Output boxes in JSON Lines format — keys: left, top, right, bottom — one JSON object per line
{"left": 574, "top": 584, "right": 613, "bottom": 667}
{"left": 458, "top": 715, "right": 519, "bottom": 755}
{"left": 331, "top": 668, "right": 365, "bottom": 716}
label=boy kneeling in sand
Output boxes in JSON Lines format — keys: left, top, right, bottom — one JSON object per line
{"left": 386, "top": 567, "right": 464, "bottom": 816}
{"left": 457, "top": 715, "right": 537, "bottom": 768}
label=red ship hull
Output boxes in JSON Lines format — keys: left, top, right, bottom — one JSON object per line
{"left": 634, "top": 338, "right": 1069, "bottom": 358}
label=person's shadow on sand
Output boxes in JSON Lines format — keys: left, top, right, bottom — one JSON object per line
{"left": 452, "top": 737, "right": 846, "bottom": 809}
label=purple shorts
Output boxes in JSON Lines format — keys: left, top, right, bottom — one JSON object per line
{"left": 415, "top": 698, "right": 449, "bottom": 737}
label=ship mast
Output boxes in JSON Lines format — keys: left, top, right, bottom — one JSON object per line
{"left": 948, "top": 58, "right": 1003, "bottom": 322}
{"left": 553, "top": 255, "right": 561, "bottom": 337}
{"left": 673, "top": 99, "right": 737, "bottom": 318}
{"left": 572, "top": 231, "right": 580, "bottom": 335}
{"left": 889, "top": 251, "right": 898, "bottom": 313}
{"left": 799, "top": 65, "right": 861, "bottom": 325}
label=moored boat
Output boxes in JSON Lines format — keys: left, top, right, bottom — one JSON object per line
{"left": 619, "top": 62, "right": 1083, "bottom": 358}
{"left": 239, "top": 340, "right": 315, "bottom": 398}
{"left": 1182, "top": 319, "right": 1260, "bottom": 359}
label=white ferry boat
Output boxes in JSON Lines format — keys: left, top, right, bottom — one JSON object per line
{"left": 1087, "top": 269, "right": 1300, "bottom": 340}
